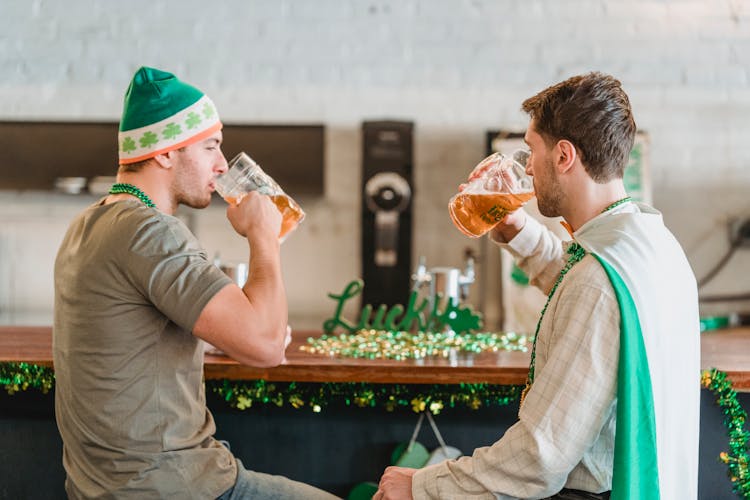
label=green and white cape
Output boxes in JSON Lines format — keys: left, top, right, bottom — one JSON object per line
{"left": 575, "top": 203, "right": 700, "bottom": 500}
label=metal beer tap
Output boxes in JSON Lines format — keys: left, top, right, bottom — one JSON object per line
{"left": 411, "top": 256, "right": 430, "bottom": 293}
{"left": 411, "top": 250, "right": 477, "bottom": 309}
{"left": 459, "top": 249, "right": 475, "bottom": 302}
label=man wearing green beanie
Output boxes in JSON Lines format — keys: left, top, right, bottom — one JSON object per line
{"left": 53, "top": 66, "right": 338, "bottom": 499}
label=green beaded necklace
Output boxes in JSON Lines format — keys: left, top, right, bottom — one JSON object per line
{"left": 601, "top": 196, "right": 632, "bottom": 213}
{"left": 109, "top": 183, "right": 156, "bottom": 209}
{"left": 519, "top": 196, "right": 632, "bottom": 409}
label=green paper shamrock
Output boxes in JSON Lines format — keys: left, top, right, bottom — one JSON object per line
{"left": 441, "top": 304, "right": 483, "bottom": 334}
{"left": 426, "top": 296, "right": 482, "bottom": 335}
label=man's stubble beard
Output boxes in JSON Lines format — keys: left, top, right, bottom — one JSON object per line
{"left": 171, "top": 165, "right": 212, "bottom": 210}
{"left": 176, "top": 191, "right": 212, "bottom": 210}
{"left": 535, "top": 158, "right": 565, "bottom": 219}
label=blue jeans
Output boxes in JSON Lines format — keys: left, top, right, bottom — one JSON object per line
{"left": 216, "top": 457, "right": 341, "bottom": 500}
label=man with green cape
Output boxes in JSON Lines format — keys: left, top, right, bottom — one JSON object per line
{"left": 375, "top": 73, "right": 699, "bottom": 499}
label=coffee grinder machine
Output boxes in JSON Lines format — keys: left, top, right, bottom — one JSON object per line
{"left": 361, "top": 121, "right": 414, "bottom": 309}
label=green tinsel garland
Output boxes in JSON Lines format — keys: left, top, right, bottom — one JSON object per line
{"left": 0, "top": 362, "right": 55, "bottom": 395}
{"left": 2, "top": 361, "right": 749, "bottom": 495}
{"left": 210, "top": 379, "right": 522, "bottom": 414}
{"left": 702, "top": 368, "right": 750, "bottom": 498}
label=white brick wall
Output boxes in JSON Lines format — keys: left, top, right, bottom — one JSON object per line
{"left": 1, "top": 0, "right": 749, "bottom": 326}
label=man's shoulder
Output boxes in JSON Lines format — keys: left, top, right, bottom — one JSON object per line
{"left": 92, "top": 202, "right": 198, "bottom": 256}
{"left": 564, "top": 253, "right": 615, "bottom": 294}
{"left": 112, "top": 202, "right": 183, "bottom": 230}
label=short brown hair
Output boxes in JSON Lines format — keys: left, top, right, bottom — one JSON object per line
{"left": 521, "top": 72, "right": 636, "bottom": 182}
{"left": 118, "top": 159, "right": 150, "bottom": 173}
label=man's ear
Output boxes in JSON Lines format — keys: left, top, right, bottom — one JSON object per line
{"left": 555, "top": 140, "right": 577, "bottom": 174}
{"left": 152, "top": 150, "right": 177, "bottom": 170}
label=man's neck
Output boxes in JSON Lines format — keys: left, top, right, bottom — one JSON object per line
{"left": 110, "top": 171, "right": 176, "bottom": 215}
{"left": 562, "top": 181, "right": 629, "bottom": 233}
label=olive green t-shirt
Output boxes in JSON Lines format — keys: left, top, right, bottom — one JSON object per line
{"left": 53, "top": 199, "right": 235, "bottom": 499}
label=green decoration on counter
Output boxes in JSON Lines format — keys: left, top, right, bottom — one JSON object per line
{"left": 210, "top": 379, "right": 523, "bottom": 414}
{"left": 0, "top": 362, "right": 521, "bottom": 414}
{"left": 323, "top": 279, "right": 483, "bottom": 336}
{"left": 702, "top": 368, "right": 750, "bottom": 498}
{"left": 301, "top": 329, "right": 528, "bottom": 360}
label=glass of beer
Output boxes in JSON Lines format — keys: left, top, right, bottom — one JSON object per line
{"left": 448, "top": 149, "right": 534, "bottom": 238}
{"left": 215, "top": 152, "right": 305, "bottom": 241}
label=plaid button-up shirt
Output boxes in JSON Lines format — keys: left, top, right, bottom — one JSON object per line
{"left": 413, "top": 213, "right": 622, "bottom": 499}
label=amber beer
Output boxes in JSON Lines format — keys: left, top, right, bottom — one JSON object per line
{"left": 224, "top": 194, "right": 304, "bottom": 240}
{"left": 449, "top": 150, "right": 534, "bottom": 238}
{"left": 271, "top": 194, "right": 305, "bottom": 239}
{"left": 449, "top": 191, "right": 534, "bottom": 238}
{"left": 217, "top": 152, "right": 306, "bottom": 241}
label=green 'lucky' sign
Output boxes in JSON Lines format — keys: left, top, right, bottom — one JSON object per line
{"left": 322, "top": 279, "right": 482, "bottom": 335}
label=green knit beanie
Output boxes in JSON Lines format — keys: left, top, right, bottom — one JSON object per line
{"left": 118, "top": 66, "right": 222, "bottom": 165}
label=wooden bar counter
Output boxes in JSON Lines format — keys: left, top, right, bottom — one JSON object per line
{"left": 1, "top": 325, "right": 747, "bottom": 499}
{"left": 2, "top": 325, "right": 749, "bottom": 388}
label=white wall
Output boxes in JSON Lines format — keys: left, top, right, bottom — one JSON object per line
{"left": 1, "top": 0, "right": 749, "bottom": 327}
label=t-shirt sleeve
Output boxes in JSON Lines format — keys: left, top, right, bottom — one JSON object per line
{"left": 125, "top": 213, "right": 233, "bottom": 332}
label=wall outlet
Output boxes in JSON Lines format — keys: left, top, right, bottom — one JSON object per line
{"left": 730, "top": 217, "right": 750, "bottom": 248}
